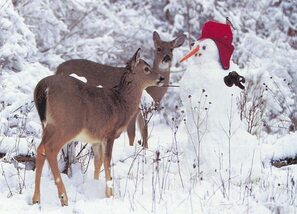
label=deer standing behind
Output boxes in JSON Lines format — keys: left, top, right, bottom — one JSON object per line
{"left": 32, "top": 49, "right": 164, "bottom": 206}
{"left": 56, "top": 32, "right": 186, "bottom": 148}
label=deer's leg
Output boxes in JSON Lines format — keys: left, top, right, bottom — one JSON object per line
{"left": 103, "top": 139, "right": 114, "bottom": 197}
{"left": 33, "top": 125, "right": 55, "bottom": 204}
{"left": 137, "top": 113, "right": 148, "bottom": 148}
{"left": 93, "top": 143, "right": 103, "bottom": 180}
{"left": 32, "top": 142, "right": 46, "bottom": 204}
{"left": 44, "top": 133, "right": 70, "bottom": 206}
{"left": 127, "top": 114, "right": 137, "bottom": 146}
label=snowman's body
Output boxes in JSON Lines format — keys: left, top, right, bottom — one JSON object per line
{"left": 179, "top": 39, "right": 257, "bottom": 175}
{"left": 180, "top": 39, "right": 241, "bottom": 131}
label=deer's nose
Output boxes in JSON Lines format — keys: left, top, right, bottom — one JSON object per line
{"left": 156, "top": 75, "right": 165, "bottom": 86}
{"left": 163, "top": 55, "right": 171, "bottom": 63}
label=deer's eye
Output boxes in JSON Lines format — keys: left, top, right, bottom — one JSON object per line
{"left": 157, "top": 48, "right": 162, "bottom": 52}
{"left": 144, "top": 66, "right": 151, "bottom": 74}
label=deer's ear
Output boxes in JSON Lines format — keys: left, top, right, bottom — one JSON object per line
{"left": 134, "top": 48, "right": 141, "bottom": 62}
{"left": 172, "top": 34, "right": 186, "bottom": 48}
{"left": 153, "top": 31, "right": 161, "bottom": 47}
{"left": 127, "top": 48, "right": 141, "bottom": 69}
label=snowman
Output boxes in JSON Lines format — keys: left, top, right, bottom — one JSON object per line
{"left": 179, "top": 21, "right": 256, "bottom": 177}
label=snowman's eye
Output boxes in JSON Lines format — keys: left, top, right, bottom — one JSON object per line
{"left": 202, "top": 46, "right": 206, "bottom": 50}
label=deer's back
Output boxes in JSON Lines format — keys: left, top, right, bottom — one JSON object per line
{"left": 56, "top": 59, "right": 126, "bottom": 88}
{"left": 40, "top": 75, "right": 128, "bottom": 140}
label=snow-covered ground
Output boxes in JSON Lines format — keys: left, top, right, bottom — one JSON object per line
{"left": 1, "top": 120, "right": 297, "bottom": 213}
{"left": 1, "top": 0, "right": 297, "bottom": 213}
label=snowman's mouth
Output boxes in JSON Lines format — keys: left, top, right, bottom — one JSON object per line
{"left": 180, "top": 45, "right": 200, "bottom": 63}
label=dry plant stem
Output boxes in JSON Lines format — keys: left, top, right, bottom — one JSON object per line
{"left": 218, "top": 152, "right": 227, "bottom": 198}
{"left": 123, "top": 147, "right": 144, "bottom": 197}
{"left": 243, "top": 149, "right": 255, "bottom": 204}
{"left": 188, "top": 96, "right": 200, "bottom": 177}
{"left": 189, "top": 189, "right": 194, "bottom": 214}
{"left": 188, "top": 92, "right": 209, "bottom": 180}
{"left": 220, "top": 94, "right": 238, "bottom": 198}
{"left": 227, "top": 95, "right": 234, "bottom": 197}
{"left": 16, "top": 163, "right": 26, "bottom": 194}
{"left": 206, "top": 174, "right": 237, "bottom": 205}
{"left": 174, "top": 134, "right": 184, "bottom": 189}
{"left": 151, "top": 159, "right": 156, "bottom": 213}
{"left": 265, "top": 79, "right": 296, "bottom": 132}
{"left": 160, "top": 108, "right": 185, "bottom": 194}
{"left": 140, "top": 102, "right": 156, "bottom": 148}
{"left": 163, "top": 156, "right": 172, "bottom": 192}
{"left": 262, "top": 76, "right": 297, "bottom": 133}
{"left": 172, "top": 119, "right": 184, "bottom": 189}
{"left": 237, "top": 76, "right": 266, "bottom": 136}
{"left": 132, "top": 151, "right": 141, "bottom": 202}
{"left": 22, "top": 162, "right": 27, "bottom": 190}
{"left": 76, "top": 143, "right": 88, "bottom": 158}
{"left": 269, "top": 78, "right": 293, "bottom": 115}
{"left": 1, "top": 163, "right": 13, "bottom": 197}
{"left": 161, "top": 149, "right": 171, "bottom": 193}
{"left": 82, "top": 150, "right": 92, "bottom": 174}
{"left": 153, "top": 151, "right": 162, "bottom": 209}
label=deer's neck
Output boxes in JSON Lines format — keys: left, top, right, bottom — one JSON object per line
{"left": 114, "top": 81, "right": 143, "bottom": 116}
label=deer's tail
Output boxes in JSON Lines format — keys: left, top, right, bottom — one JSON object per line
{"left": 34, "top": 80, "right": 48, "bottom": 128}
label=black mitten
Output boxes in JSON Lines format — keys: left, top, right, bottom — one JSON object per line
{"left": 224, "top": 71, "right": 246, "bottom": 90}
{"left": 224, "top": 74, "right": 234, "bottom": 87}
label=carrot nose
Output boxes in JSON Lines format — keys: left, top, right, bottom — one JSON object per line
{"left": 180, "top": 45, "right": 200, "bottom": 63}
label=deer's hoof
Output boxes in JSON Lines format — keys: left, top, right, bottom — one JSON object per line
{"left": 32, "top": 194, "right": 40, "bottom": 205}
{"left": 61, "top": 201, "right": 68, "bottom": 207}
{"left": 105, "top": 181, "right": 113, "bottom": 198}
{"left": 94, "top": 174, "right": 99, "bottom": 180}
{"left": 105, "top": 187, "right": 113, "bottom": 198}
{"left": 32, "top": 200, "right": 40, "bottom": 205}
{"left": 59, "top": 193, "right": 68, "bottom": 206}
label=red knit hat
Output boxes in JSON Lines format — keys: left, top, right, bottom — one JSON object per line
{"left": 198, "top": 21, "right": 234, "bottom": 70}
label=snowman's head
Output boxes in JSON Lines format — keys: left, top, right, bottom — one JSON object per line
{"left": 180, "top": 39, "right": 219, "bottom": 64}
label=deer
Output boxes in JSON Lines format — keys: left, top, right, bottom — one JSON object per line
{"left": 56, "top": 32, "right": 186, "bottom": 148}
{"left": 32, "top": 49, "right": 165, "bottom": 206}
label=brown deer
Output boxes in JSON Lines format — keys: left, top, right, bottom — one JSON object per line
{"left": 32, "top": 49, "right": 164, "bottom": 206}
{"left": 56, "top": 32, "right": 186, "bottom": 148}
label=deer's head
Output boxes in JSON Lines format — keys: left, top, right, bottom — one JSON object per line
{"left": 126, "top": 48, "right": 165, "bottom": 89}
{"left": 153, "top": 31, "right": 186, "bottom": 71}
